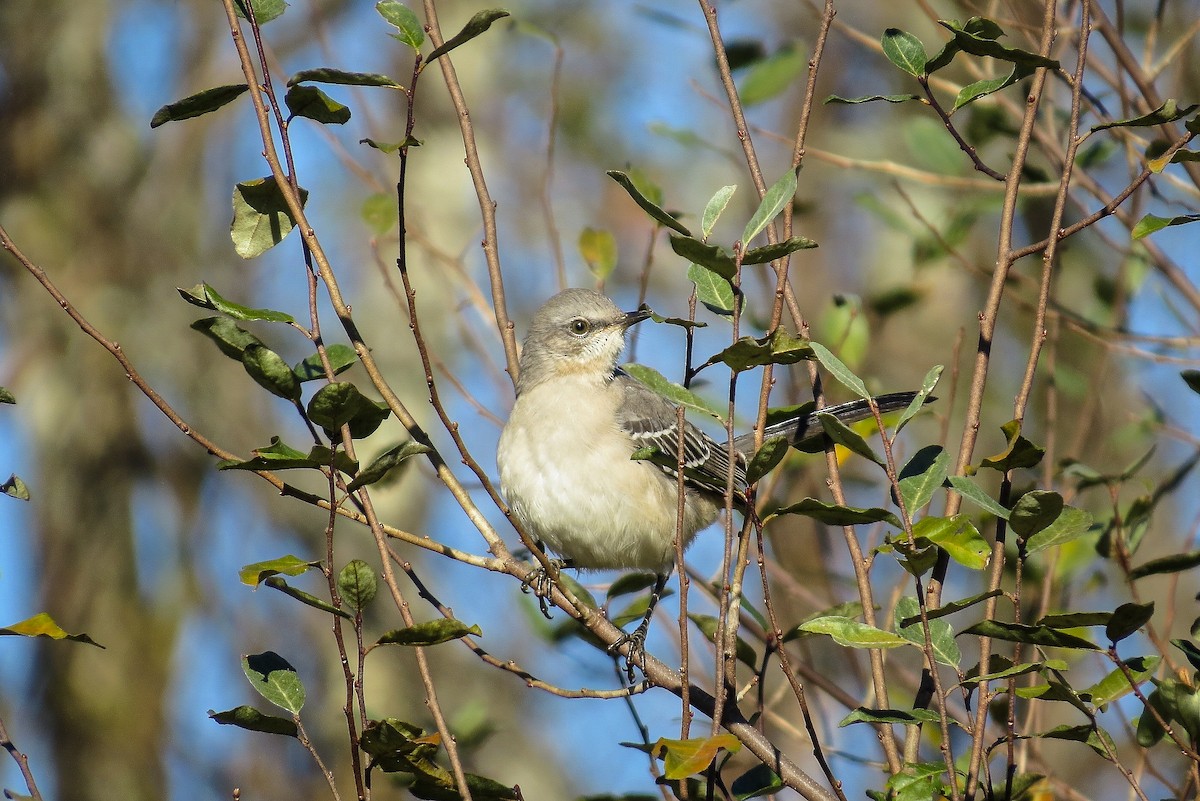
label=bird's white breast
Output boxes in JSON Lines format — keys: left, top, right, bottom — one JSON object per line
{"left": 497, "top": 375, "right": 715, "bottom": 571}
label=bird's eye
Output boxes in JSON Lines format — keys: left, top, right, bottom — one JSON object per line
{"left": 568, "top": 318, "right": 590, "bottom": 335}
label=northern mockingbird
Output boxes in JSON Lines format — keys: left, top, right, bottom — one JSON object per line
{"left": 497, "top": 288, "right": 916, "bottom": 667}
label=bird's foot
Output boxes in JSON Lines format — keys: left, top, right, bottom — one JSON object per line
{"left": 520, "top": 558, "right": 566, "bottom": 620}
{"left": 609, "top": 621, "right": 650, "bottom": 683}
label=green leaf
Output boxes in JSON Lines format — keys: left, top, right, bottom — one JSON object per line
{"left": 744, "top": 436, "right": 789, "bottom": 485}
{"left": 338, "top": 560, "right": 378, "bottom": 611}
{"left": 242, "top": 344, "right": 301, "bottom": 401}
{"left": 191, "top": 317, "right": 266, "bottom": 360}
{"left": 0, "top": 612, "right": 103, "bottom": 648}
{"left": 653, "top": 734, "right": 741, "bottom": 780}
{"left": 1129, "top": 549, "right": 1200, "bottom": 580}
{"left": 346, "top": 440, "right": 431, "bottom": 491}
{"left": 1174, "top": 638, "right": 1200, "bottom": 671}
{"left": 150, "top": 84, "right": 249, "bottom": 128}
{"left": 578, "top": 227, "right": 618, "bottom": 281}
{"left": 230, "top": 176, "right": 308, "bottom": 259}
{"left": 701, "top": 185, "right": 737, "bottom": 239}
{"left": 824, "top": 93, "right": 922, "bottom": 105}
{"left": 292, "top": 344, "right": 358, "bottom": 382}
{"left": 897, "top": 446, "right": 951, "bottom": 514}
{"left": 962, "top": 619, "right": 1099, "bottom": 650}
{"left": 895, "top": 596, "right": 960, "bottom": 667}
{"left": 1131, "top": 212, "right": 1200, "bottom": 239}
{"left": 669, "top": 235, "right": 735, "bottom": 279}
{"left": 1035, "top": 724, "right": 1118, "bottom": 761}
{"left": 774, "top": 498, "right": 901, "bottom": 528}
{"left": 741, "top": 168, "right": 798, "bottom": 245}
{"left": 1137, "top": 687, "right": 1171, "bottom": 746}
{"left": 913, "top": 515, "right": 989, "bottom": 570}
{"left": 606, "top": 572, "right": 660, "bottom": 600}
{"left": 895, "top": 364, "right": 942, "bottom": 433}
{"left": 700, "top": 329, "right": 814, "bottom": 372}
{"left": 234, "top": 0, "right": 287, "bottom": 24}
{"left": 782, "top": 602, "right": 865, "bottom": 642}
{"left": 903, "top": 589, "right": 1002, "bottom": 626}
{"left": 1023, "top": 505, "right": 1094, "bottom": 554}
{"left": 377, "top": 0, "right": 424, "bottom": 50}
{"left": 688, "top": 263, "right": 735, "bottom": 317}
{"left": 209, "top": 705, "right": 298, "bottom": 737}
{"left": 818, "top": 412, "right": 885, "bottom": 466}
{"left": 951, "top": 63, "right": 1033, "bottom": 112}
{"left": 218, "top": 437, "right": 358, "bottom": 475}
{"left": 1084, "top": 655, "right": 1159, "bottom": 707}
{"left": 0, "top": 387, "right": 14, "bottom": 404}
{"left": 2, "top": 474, "right": 30, "bottom": 501}
{"left": 880, "top": 762, "right": 947, "bottom": 801}
{"left": 1009, "top": 490, "right": 1063, "bottom": 539}
{"left": 360, "top": 717, "right": 425, "bottom": 756}
{"left": 264, "top": 576, "right": 353, "bottom": 620}
{"left": 239, "top": 554, "right": 320, "bottom": 586}
{"left": 731, "top": 763, "right": 782, "bottom": 801}
{"left": 1089, "top": 622, "right": 1153, "bottom": 665}
{"left": 796, "top": 616, "right": 908, "bottom": 649}
{"left": 377, "top": 619, "right": 483, "bottom": 646}
{"left": 881, "top": 28, "right": 928, "bottom": 76}
{"left": 1183, "top": 369, "right": 1200, "bottom": 395}
{"left": 738, "top": 44, "right": 805, "bottom": 106}
{"left": 809, "top": 341, "right": 869, "bottom": 398}
{"left": 284, "top": 84, "right": 350, "bottom": 124}
{"left": 839, "top": 707, "right": 941, "bottom": 727}
{"left": 687, "top": 614, "right": 757, "bottom": 668}
{"left": 288, "top": 68, "right": 404, "bottom": 88}
{"left": 937, "top": 19, "right": 1059, "bottom": 69}
{"left": 178, "top": 282, "right": 295, "bottom": 323}
{"left": 1092, "top": 99, "right": 1200, "bottom": 132}
{"left": 608, "top": 170, "right": 690, "bottom": 236}
{"left": 242, "top": 651, "right": 306, "bottom": 714}
{"left": 1037, "top": 611, "right": 1112, "bottom": 628}
{"left": 361, "top": 192, "right": 397, "bottom": 235}
{"left": 977, "top": 419, "right": 1044, "bottom": 473}
{"left": 741, "top": 236, "right": 819, "bottom": 265}
{"left": 962, "top": 655, "right": 1067, "bottom": 685}
{"left": 307, "top": 382, "right": 391, "bottom": 438}
{"left": 622, "top": 364, "right": 723, "bottom": 420}
{"left": 947, "top": 475, "right": 1009, "bottom": 519}
{"left": 425, "top": 9, "right": 512, "bottom": 64}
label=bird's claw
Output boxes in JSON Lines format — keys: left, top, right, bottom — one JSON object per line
{"left": 520, "top": 559, "right": 564, "bottom": 620}
{"left": 609, "top": 622, "right": 650, "bottom": 683}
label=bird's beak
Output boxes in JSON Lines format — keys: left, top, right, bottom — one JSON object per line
{"left": 623, "top": 304, "right": 652, "bottom": 329}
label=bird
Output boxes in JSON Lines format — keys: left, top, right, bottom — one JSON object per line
{"left": 496, "top": 288, "right": 918, "bottom": 672}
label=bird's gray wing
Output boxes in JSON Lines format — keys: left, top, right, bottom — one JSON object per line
{"left": 612, "top": 371, "right": 747, "bottom": 495}
{"left": 731, "top": 391, "right": 921, "bottom": 452}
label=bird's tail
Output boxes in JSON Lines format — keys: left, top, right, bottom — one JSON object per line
{"left": 732, "top": 392, "right": 923, "bottom": 454}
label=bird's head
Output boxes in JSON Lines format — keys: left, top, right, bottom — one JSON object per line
{"left": 516, "top": 288, "right": 649, "bottom": 393}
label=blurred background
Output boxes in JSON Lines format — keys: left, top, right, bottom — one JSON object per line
{"left": 2, "top": 1, "right": 1199, "bottom": 799}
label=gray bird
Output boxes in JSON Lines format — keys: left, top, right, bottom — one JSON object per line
{"left": 497, "top": 288, "right": 917, "bottom": 667}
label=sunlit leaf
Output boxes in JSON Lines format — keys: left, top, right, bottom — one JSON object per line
{"left": 242, "top": 651, "right": 306, "bottom": 714}
{"left": 653, "top": 734, "right": 741, "bottom": 780}
{"left": 377, "top": 619, "right": 483, "bottom": 646}
{"left": 881, "top": 28, "right": 927, "bottom": 76}
{"left": 239, "top": 554, "right": 320, "bottom": 586}
{"left": 230, "top": 176, "right": 307, "bottom": 259}
{"left": 0, "top": 612, "right": 103, "bottom": 648}
{"left": 742, "top": 168, "right": 798, "bottom": 245}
